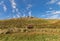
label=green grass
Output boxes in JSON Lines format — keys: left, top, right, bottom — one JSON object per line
{"left": 0, "top": 28, "right": 60, "bottom": 41}
{"left": 0, "top": 33, "right": 60, "bottom": 41}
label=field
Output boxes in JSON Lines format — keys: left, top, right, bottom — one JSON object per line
{"left": 0, "top": 17, "right": 60, "bottom": 41}
{"left": 0, "top": 29, "right": 60, "bottom": 41}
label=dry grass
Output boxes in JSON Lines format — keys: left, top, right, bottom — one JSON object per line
{"left": 0, "top": 18, "right": 60, "bottom": 41}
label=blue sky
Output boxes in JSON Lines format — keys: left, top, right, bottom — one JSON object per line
{"left": 0, "top": 0, "right": 60, "bottom": 20}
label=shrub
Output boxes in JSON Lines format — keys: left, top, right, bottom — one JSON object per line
{"left": 27, "top": 24, "right": 34, "bottom": 29}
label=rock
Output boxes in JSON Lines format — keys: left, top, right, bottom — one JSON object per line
{"left": 27, "top": 24, "right": 34, "bottom": 29}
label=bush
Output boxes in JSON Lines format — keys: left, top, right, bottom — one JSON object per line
{"left": 27, "top": 24, "right": 34, "bottom": 29}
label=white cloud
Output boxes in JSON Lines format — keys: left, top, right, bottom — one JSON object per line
{"left": 51, "top": 11, "right": 60, "bottom": 14}
{"left": 22, "top": 14, "right": 25, "bottom": 17}
{"left": 57, "top": 2, "right": 60, "bottom": 5}
{"left": 10, "top": 0, "right": 16, "bottom": 9}
{"left": 46, "top": 0, "right": 60, "bottom": 6}
{"left": 53, "top": 11, "right": 60, "bottom": 14}
{"left": 10, "top": 0, "right": 16, "bottom": 13}
{"left": 12, "top": 8, "right": 21, "bottom": 18}
{"left": 0, "top": 1, "right": 4, "bottom": 5}
{"left": 46, "top": 10, "right": 54, "bottom": 14}
{"left": 49, "top": 7, "right": 53, "bottom": 10}
{"left": 26, "top": 4, "right": 32, "bottom": 10}
{"left": 47, "top": 0, "right": 60, "bottom": 6}
{"left": 10, "top": 0, "right": 21, "bottom": 18}
{"left": 16, "top": 14, "right": 20, "bottom": 18}
{"left": 46, "top": 10, "right": 60, "bottom": 14}
{"left": 26, "top": 4, "right": 32, "bottom": 17}
{"left": 45, "top": 10, "right": 60, "bottom": 19}
{"left": 0, "top": 1, "right": 7, "bottom": 12}
{"left": 28, "top": 11, "right": 32, "bottom": 17}
{"left": 48, "top": 0, "right": 58, "bottom": 4}
{"left": 46, "top": 14, "right": 60, "bottom": 19}
{"left": 3, "top": 4, "right": 7, "bottom": 12}
{"left": 16, "top": 8, "right": 21, "bottom": 17}
{"left": 7, "top": 16, "right": 11, "bottom": 19}
{"left": 41, "top": 14, "right": 50, "bottom": 17}
{"left": 22, "top": 0, "right": 33, "bottom": 17}
{"left": 10, "top": 0, "right": 32, "bottom": 18}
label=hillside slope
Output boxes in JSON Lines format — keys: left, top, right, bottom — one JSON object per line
{"left": 0, "top": 18, "right": 60, "bottom": 41}
{"left": 0, "top": 17, "right": 60, "bottom": 34}
{"left": 0, "top": 17, "right": 60, "bottom": 29}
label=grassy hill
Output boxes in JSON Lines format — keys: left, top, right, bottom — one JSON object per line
{"left": 0, "top": 17, "right": 60, "bottom": 29}
{"left": 0, "top": 17, "right": 60, "bottom": 41}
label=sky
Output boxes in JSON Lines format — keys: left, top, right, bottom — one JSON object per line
{"left": 0, "top": 0, "right": 60, "bottom": 20}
